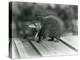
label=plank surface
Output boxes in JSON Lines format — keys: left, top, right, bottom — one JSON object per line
{"left": 12, "top": 39, "right": 20, "bottom": 59}
{"left": 60, "top": 36, "right": 78, "bottom": 50}
{"left": 13, "top": 38, "right": 30, "bottom": 58}
{"left": 41, "top": 40, "right": 77, "bottom": 56}
{"left": 31, "top": 41, "right": 52, "bottom": 56}
{"left": 22, "top": 40, "right": 40, "bottom": 57}
{"left": 12, "top": 35, "right": 78, "bottom": 58}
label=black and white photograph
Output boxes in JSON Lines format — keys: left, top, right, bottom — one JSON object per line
{"left": 9, "top": 1, "right": 78, "bottom": 59}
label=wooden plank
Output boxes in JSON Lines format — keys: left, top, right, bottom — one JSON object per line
{"left": 41, "top": 41, "right": 77, "bottom": 56}
{"left": 31, "top": 41, "right": 52, "bottom": 56}
{"left": 12, "top": 35, "right": 78, "bottom": 58}
{"left": 51, "top": 35, "right": 78, "bottom": 52}
{"left": 22, "top": 41, "right": 40, "bottom": 57}
{"left": 60, "top": 36, "right": 78, "bottom": 50}
{"left": 12, "top": 39, "right": 20, "bottom": 59}
{"left": 13, "top": 38, "right": 30, "bottom": 58}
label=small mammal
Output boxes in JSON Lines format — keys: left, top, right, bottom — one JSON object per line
{"left": 37, "top": 15, "right": 64, "bottom": 43}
